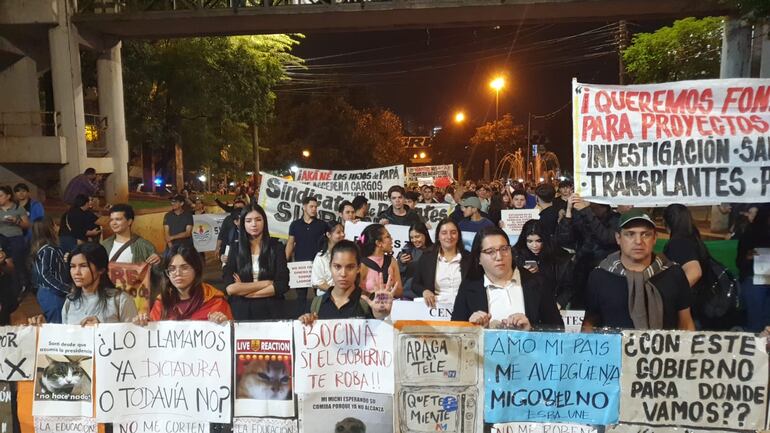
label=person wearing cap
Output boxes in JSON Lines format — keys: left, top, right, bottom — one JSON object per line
{"left": 458, "top": 196, "right": 495, "bottom": 234}
{"left": 582, "top": 209, "right": 695, "bottom": 331}
{"left": 163, "top": 194, "right": 194, "bottom": 249}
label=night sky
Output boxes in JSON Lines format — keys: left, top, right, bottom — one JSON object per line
{"left": 286, "top": 20, "right": 672, "bottom": 171}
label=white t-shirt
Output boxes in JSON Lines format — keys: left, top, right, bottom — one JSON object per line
{"left": 311, "top": 251, "right": 333, "bottom": 296}
{"left": 435, "top": 252, "right": 462, "bottom": 304}
{"left": 252, "top": 254, "right": 260, "bottom": 280}
{"left": 109, "top": 240, "right": 134, "bottom": 263}
{"left": 485, "top": 269, "right": 526, "bottom": 321}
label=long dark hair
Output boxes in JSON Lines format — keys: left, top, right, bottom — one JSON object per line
{"left": 664, "top": 204, "right": 709, "bottom": 260}
{"left": 358, "top": 224, "right": 387, "bottom": 257}
{"left": 236, "top": 202, "right": 276, "bottom": 281}
{"left": 67, "top": 243, "right": 113, "bottom": 304}
{"left": 319, "top": 221, "right": 344, "bottom": 255}
{"left": 513, "top": 219, "right": 557, "bottom": 262}
{"left": 159, "top": 244, "right": 204, "bottom": 320}
{"left": 432, "top": 218, "right": 465, "bottom": 255}
{"left": 468, "top": 226, "right": 511, "bottom": 279}
{"left": 408, "top": 222, "right": 433, "bottom": 250}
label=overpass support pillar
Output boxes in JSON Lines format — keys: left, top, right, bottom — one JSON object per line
{"left": 98, "top": 41, "right": 129, "bottom": 203}
{"left": 720, "top": 16, "right": 752, "bottom": 78}
{"left": 760, "top": 22, "right": 770, "bottom": 78}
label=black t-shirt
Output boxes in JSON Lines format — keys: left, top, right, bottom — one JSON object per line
{"left": 315, "top": 288, "right": 373, "bottom": 319}
{"left": 163, "top": 211, "right": 194, "bottom": 247}
{"left": 664, "top": 237, "right": 707, "bottom": 294}
{"left": 585, "top": 263, "right": 692, "bottom": 330}
{"left": 60, "top": 208, "right": 98, "bottom": 241}
{"left": 289, "top": 218, "right": 326, "bottom": 261}
{"left": 538, "top": 205, "right": 560, "bottom": 239}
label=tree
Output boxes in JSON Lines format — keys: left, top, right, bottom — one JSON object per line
{"left": 122, "top": 35, "right": 303, "bottom": 181}
{"left": 467, "top": 114, "right": 526, "bottom": 178}
{"left": 622, "top": 17, "right": 723, "bottom": 83}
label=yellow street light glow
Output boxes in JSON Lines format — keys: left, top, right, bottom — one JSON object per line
{"left": 454, "top": 111, "right": 466, "bottom": 123}
{"left": 490, "top": 76, "right": 505, "bottom": 91}
{"left": 302, "top": 149, "right": 311, "bottom": 158}
{"left": 419, "top": 152, "right": 427, "bottom": 159}
{"left": 413, "top": 153, "right": 418, "bottom": 159}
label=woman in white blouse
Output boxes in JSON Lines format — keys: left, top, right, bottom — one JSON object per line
{"left": 412, "top": 218, "right": 469, "bottom": 307}
{"left": 311, "top": 221, "right": 345, "bottom": 295}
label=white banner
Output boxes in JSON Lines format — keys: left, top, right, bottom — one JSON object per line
{"left": 234, "top": 322, "right": 294, "bottom": 417}
{"left": 287, "top": 261, "right": 313, "bottom": 289}
{"left": 295, "top": 165, "right": 405, "bottom": 202}
{"left": 573, "top": 78, "right": 770, "bottom": 206}
{"left": 118, "top": 420, "right": 208, "bottom": 433}
{"left": 293, "top": 319, "right": 394, "bottom": 394}
{"left": 95, "top": 322, "right": 232, "bottom": 423}
{"left": 389, "top": 300, "right": 453, "bottom": 322}
{"left": 620, "top": 330, "right": 768, "bottom": 429}
{"left": 192, "top": 214, "right": 227, "bottom": 252}
{"left": 405, "top": 165, "right": 455, "bottom": 185}
{"left": 500, "top": 209, "right": 540, "bottom": 235}
{"left": 0, "top": 325, "right": 36, "bottom": 381}
{"left": 35, "top": 417, "right": 97, "bottom": 433}
{"left": 33, "top": 325, "right": 94, "bottom": 417}
{"left": 366, "top": 201, "right": 452, "bottom": 225}
{"left": 258, "top": 173, "right": 347, "bottom": 239}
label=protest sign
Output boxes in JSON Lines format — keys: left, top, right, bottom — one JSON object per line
{"left": 560, "top": 310, "right": 585, "bottom": 333}
{"left": 500, "top": 209, "right": 541, "bottom": 235}
{"left": 573, "top": 78, "right": 770, "bottom": 206}
{"left": 287, "top": 261, "right": 313, "bottom": 290}
{"left": 394, "top": 322, "right": 483, "bottom": 433}
{"left": 405, "top": 165, "right": 455, "bottom": 185}
{"left": 0, "top": 325, "right": 36, "bottom": 381}
{"left": 620, "top": 330, "right": 769, "bottom": 429}
{"left": 293, "top": 319, "right": 394, "bottom": 394}
{"left": 606, "top": 425, "right": 720, "bottom": 433}
{"left": 34, "top": 417, "right": 96, "bottom": 433}
{"left": 753, "top": 248, "right": 770, "bottom": 285}
{"left": 95, "top": 322, "right": 232, "bottom": 423}
{"left": 390, "top": 300, "right": 453, "bottom": 322}
{"left": 258, "top": 172, "right": 347, "bottom": 239}
{"left": 299, "top": 392, "right": 393, "bottom": 433}
{"left": 234, "top": 322, "right": 294, "bottom": 417}
{"left": 118, "top": 420, "right": 208, "bottom": 433}
{"left": 295, "top": 165, "right": 405, "bottom": 201}
{"left": 233, "top": 418, "right": 297, "bottom": 433}
{"left": 192, "top": 214, "right": 227, "bottom": 252}
{"left": 33, "top": 325, "right": 95, "bottom": 417}
{"left": 108, "top": 262, "right": 152, "bottom": 314}
{"left": 366, "top": 200, "right": 452, "bottom": 225}
{"left": 484, "top": 331, "right": 621, "bottom": 425}
{"left": 0, "top": 382, "right": 11, "bottom": 433}
{"left": 491, "top": 423, "right": 598, "bottom": 433}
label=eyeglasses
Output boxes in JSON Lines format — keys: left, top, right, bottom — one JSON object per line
{"left": 481, "top": 245, "right": 512, "bottom": 257}
{"left": 165, "top": 264, "right": 193, "bottom": 276}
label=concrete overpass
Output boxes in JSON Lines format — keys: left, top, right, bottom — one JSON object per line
{"left": 71, "top": 0, "right": 732, "bottom": 39}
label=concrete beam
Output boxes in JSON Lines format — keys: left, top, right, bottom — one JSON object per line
{"left": 72, "top": 0, "right": 732, "bottom": 39}
{"left": 0, "top": 0, "right": 60, "bottom": 25}
{"left": 0, "top": 136, "right": 67, "bottom": 163}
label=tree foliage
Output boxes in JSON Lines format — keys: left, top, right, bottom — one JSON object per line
{"left": 122, "top": 35, "right": 303, "bottom": 177}
{"left": 622, "top": 17, "right": 723, "bottom": 84}
{"left": 470, "top": 114, "right": 526, "bottom": 152}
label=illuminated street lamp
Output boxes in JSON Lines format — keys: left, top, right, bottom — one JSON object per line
{"left": 489, "top": 76, "right": 505, "bottom": 120}
{"left": 454, "top": 111, "right": 466, "bottom": 124}
{"left": 419, "top": 151, "right": 427, "bottom": 159}
{"left": 302, "top": 149, "right": 311, "bottom": 158}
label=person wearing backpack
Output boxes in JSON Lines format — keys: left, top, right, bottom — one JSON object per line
{"left": 357, "top": 224, "right": 403, "bottom": 298}
{"left": 299, "top": 240, "right": 394, "bottom": 324}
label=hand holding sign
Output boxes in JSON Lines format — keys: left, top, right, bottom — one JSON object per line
{"left": 501, "top": 313, "right": 531, "bottom": 331}
{"left": 469, "top": 311, "right": 492, "bottom": 327}
{"left": 364, "top": 273, "right": 395, "bottom": 319}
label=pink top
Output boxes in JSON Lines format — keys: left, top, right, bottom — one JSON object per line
{"left": 361, "top": 255, "right": 384, "bottom": 293}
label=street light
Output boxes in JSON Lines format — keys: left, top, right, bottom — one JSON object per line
{"left": 290, "top": 165, "right": 298, "bottom": 174}
{"left": 302, "top": 149, "right": 311, "bottom": 158}
{"left": 419, "top": 152, "right": 427, "bottom": 159}
{"left": 489, "top": 76, "right": 505, "bottom": 120}
{"left": 454, "top": 111, "right": 466, "bottom": 124}
{"left": 197, "top": 175, "right": 207, "bottom": 182}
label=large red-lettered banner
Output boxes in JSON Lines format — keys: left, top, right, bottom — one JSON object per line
{"left": 573, "top": 78, "right": 770, "bottom": 206}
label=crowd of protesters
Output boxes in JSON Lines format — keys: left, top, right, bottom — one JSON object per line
{"left": 0, "top": 168, "right": 768, "bottom": 339}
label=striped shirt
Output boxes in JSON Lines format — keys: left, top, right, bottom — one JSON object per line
{"left": 33, "top": 244, "right": 70, "bottom": 295}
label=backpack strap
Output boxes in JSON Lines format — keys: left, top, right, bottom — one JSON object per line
{"left": 310, "top": 295, "right": 323, "bottom": 315}
{"left": 109, "top": 235, "right": 138, "bottom": 262}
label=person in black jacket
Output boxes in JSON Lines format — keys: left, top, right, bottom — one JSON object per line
{"left": 513, "top": 219, "right": 575, "bottom": 310}
{"left": 451, "top": 226, "right": 563, "bottom": 330}
{"left": 223, "top": 202, "right": 289, "bottom": 320}
{"left": 413, "top": 219, "right": 470, "bottom": 307}
{"left": 737, "top": 204, "right": 770, "bottom": 332}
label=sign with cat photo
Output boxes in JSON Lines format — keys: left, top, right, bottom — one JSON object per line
{"left": 234, "top": 322, "right": 295, "bottom": 417}
{"left": 299, "top": 391, "right": 393, "bottom": 433}
{"left": 0, "top": 325, "right": 37, "bottom": 381}
{"left": 32, "top": 324, "right": 95, "bottom": 417}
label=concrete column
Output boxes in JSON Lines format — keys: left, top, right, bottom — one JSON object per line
{"left": 49, "top": 0, "right": 88, "bottom": 196}
{"left": 0, "top": 57, "right": 42, "bottom": 137}
{"left": 98, "top": 41, "right": 129, "bottom": 203}
{"left": 720, "top": 17, "right": 752, "bottom": 78}
{"left": 760, "top": 23, "right": 770, "bottom": 78}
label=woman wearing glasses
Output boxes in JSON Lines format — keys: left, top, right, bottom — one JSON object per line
{"left": 133, "top": 245, "right": 231, "bottom": 324}
{"left": 451, "top": 226, "right": 562, "bottom": 329}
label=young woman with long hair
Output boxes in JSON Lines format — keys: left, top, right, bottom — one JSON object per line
{"left": 413, "top": 219, "right": 469, "bottom": 307}
{"left": 31, "top": 217, "right": 71, "bottom": 323}
{"left": 398, "top": 222, "right": 433, "bottom": 299}
{"left": 358, "top": 224, "right": 403, "bottom": 298}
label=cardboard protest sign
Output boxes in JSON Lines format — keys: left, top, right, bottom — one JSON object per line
{"left": 234, "top": 322, "right": 294, "bottom": 417}
{"left": 33, "top": 325, "right": 95, "bottom": 417}
{"left": 390, "top": 300, "right": 453, "bottom": 322}
{"left": 573, "top": 78, "right": 770, "bottom": 206}
{"left": 500, "top": 209, "right": 541, "bottom": 235}
{"left": 560, "top": 310, "right": 585, "bottom": 333}
{"left": 108, "top": 262, "right": 152, "bottom": 314}
{"left": 491, "top": 423, "right": 597, "bottom": 433}
{"left": 620, "top": 330, "right": 769, "bottom": 430}
{"left": 287, "top": 261, "right": 313, "bottom": 289}
{"left": 118, "top": 420, "right": 208, "bottom": 433}
{"left": 406, "top": 165, "right": 455, "bottom": 185}
{"left": 293, "top": 319, "right": 394, "bottom": 394}
{"left": 0, "top": 382, "right": 11, "bottom": 433}
{"left": 34, "top": 417, "right": 97, "bottom": 433}
{"left": 95, "top": 322, "right": 232, "bottom": 423}
{"left": 299, "top": 392, "right": 393, "bottom": 433}
{"left": 192, "top": 214, "right": 227, "bottom": 252}
{"left": 0, "top": 326, "right": 36, "bottom": 381}
{"left": 295, "top": 165, "right": 405, "bottom": 201}
{"left": 394, "top": 322, "right": 483, "bottom": 433}
{"left": 484, "top": 331, "right": 621, "bottom": 425}
{"left": 233, "top": 418, "right": 297, "bottom": 433}
{"left": 258, "top": 173, "right": 347, "bottom": 239}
